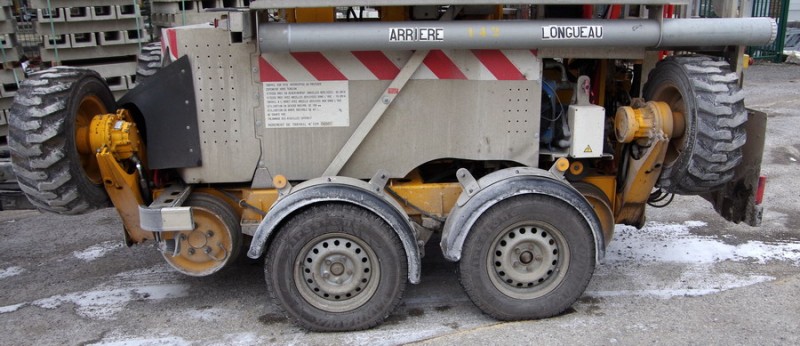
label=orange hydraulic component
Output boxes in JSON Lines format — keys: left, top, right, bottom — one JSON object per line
{"left": 79, "top": 111, "right": 142, "bottom": 161}
{"left": 615, "top": 101, "right": 676, "bottom": 145}
{"left": 582, "top": 175, "right": 617, "bottom": 213}
{"left": 80, "top": 109, "right": 153, "bottom": 244}
{"left": 241, "top": 188, "right": 280, "bottom": 223}
{"left": 569, "top": 161, "right": 585, "bottom": 176}
{"left": 287, "top": 7, "right": 335, "bottom": 23}
{"left": 613, "top": 101, "right": 680, "bottom": 226}
{"left": 380, "top": 6, "right": 408, "bottom": 21}
{"left": 554, "top": 157, "right": 570, "bottom": 173}
{"left": 574, "top": 181, "right": 615, "bottom": 244}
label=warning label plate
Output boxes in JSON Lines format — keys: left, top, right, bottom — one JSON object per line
{"left": 264, "top": 81, "right": 349, "bottom": 128}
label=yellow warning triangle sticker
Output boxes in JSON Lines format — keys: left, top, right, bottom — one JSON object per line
{"left": 584, "top": 145, "right": 593, "bottom": 153}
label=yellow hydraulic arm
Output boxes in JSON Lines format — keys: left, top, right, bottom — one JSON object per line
{"left": 77, "top": 109, "right": 153, "bottom": 244}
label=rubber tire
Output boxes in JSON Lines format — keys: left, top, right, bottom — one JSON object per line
{"left": 163, "top": 193, "right": 242, "bottom": 276}
{"left": 265, "top": 203, "right": 407, "bottom": 332}
{"left": 458, "top": 194, "right": 596, "bottom": 320}
{"left": 8, "top": 67, "right": 114, "bottom": 214}
{"left": 644, "top": 56, "right": 747, "bottom": 195}
{"left": 135, "top": 42, "right": 163, "bottom": 84}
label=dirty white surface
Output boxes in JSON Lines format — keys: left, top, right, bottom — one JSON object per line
{"left": 1, "top": 64, "right": 800, "bottom": 345}
{"left": 73, "top": 241, "right": 124, "bottom": 262}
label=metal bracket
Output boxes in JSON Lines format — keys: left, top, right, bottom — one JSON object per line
{"left": 575, "top": 75, "right": 592, "bottom": 106}
{"left": 456, "top": 168, "right": 480, "bottom": 197}
{"left": 139, "top": 184, "right": 195, "bottom": 232}
{"left": 368, "top": 169, "right": 390, "bottom": 193}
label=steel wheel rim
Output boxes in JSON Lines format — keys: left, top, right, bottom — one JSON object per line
{"left": 486, "top": 221, "right": 570, "bottom": 299}
{"left": 295, "top": 232, "right": 380, "bottom": 313}
{"left": 76, "top": 95, "right": 106, "bottom": 184}
{"left": 163, "top": 206, "right": 234, "bottom": 276}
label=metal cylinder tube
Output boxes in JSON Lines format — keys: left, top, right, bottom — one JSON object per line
{"left": 258, "top": 18, "right": 776, "bottom": 53}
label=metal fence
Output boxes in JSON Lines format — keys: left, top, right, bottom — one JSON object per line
{"left": 694, "top": 0, "right": 789, "bottom": 62}
{"left": 748, "top": 0, "right": 791, "bottom": 62}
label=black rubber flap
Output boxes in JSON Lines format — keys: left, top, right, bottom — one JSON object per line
{"left": 119, "top": 56, "right": 202, "bottom": 169}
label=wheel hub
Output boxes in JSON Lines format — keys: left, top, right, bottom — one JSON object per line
{"left": 493, "top": 226, "right": 559, "bottom": 288}
{"left": 519, "top": 250, "right": 534, "bottom": 264}
{"left": 187, "top": 230, "right": 210, "bottom": 249}
{"left": 161, "top": 204, "right": 236, "bottom": 276}
{"left": 298, "top": 234, "right": 376, "bottom": 309}
{"left": 486, "top": 222, "right": 571, "bottom": 300}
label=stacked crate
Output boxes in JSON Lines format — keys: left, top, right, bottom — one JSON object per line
{"left": 30, "top": 0, "right": 149, "bottom": 97}
{"left": 0, "top": 0, "right": 23, "bottom": 159}
{"left": 0, "top": 0, "right": 24, "bottom": 207}
{"left": 151, "top": 0, "right": 248, "bottom": 34}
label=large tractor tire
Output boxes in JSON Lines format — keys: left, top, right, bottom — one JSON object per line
{"left": 8, "top": 67, "right": 115, "bottom": 214}
{"left": 644, "top": 56, "right": 747, "bottom": 195}
{"left": 135, "top": 42, "right": 163, "bottom": 84}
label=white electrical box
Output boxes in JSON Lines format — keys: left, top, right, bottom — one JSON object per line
{"left": 568, "top": 105, "right": 605, "bottom": 158}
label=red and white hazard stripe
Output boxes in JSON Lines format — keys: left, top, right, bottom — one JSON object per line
{"left": 161, "top": 28, "right": 540, "bottom": 82}
{"left": 161, "top": 28, "right": 177, "bottom": 60}
{"left": 259, "top": 50, "right": 540, "bottom": 82}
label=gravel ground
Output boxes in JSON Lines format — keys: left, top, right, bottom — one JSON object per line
{"left": 0, "top": 62, "right": 799, "bottom": 345}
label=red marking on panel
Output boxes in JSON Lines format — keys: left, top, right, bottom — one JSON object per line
{"left": 583, "top": 5, "right": 594, "bottom": 19}
{"left": 756, "top": 176, "right": 767, "bottom": 205}
{"left": 388, "top": 88, "right": 400, "bottom": 94}
{"left": 259, "top": 57, "right": 286, "bottom": 82}
{"left": 423, "top": 50, "right": 467, "bottom": 80}
{"left": 530, "top": 49, "right": 539, "bottom": 56}
{"left": 609, "top": 5, "right": 622, "bottom": 19}
{"left": 472, "top": 50, "right": 525, "bottom": 81}
{"left": 166, "top": 29, "right": 178, "bottom": 59}
{"left": 352, "top": 51, "right": 400, "bottom": 80}
{"left": 290, "top": 52, "right": 347, "bottom": 81}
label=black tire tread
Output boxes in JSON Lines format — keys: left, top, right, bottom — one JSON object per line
{"left": 645, "top": 56, "right": 747, "bottom": 194}
{"left": 8, "top": 67, "right": 112, "bottom": 214}
{"left": 136, "top": 42, "right": 163, "bottom": 83}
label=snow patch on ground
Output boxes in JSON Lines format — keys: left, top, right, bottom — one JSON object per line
{"left": 586, "top": 221, "right": 799, "bottom": 299}
{"left": 73, "top": 241, "right": 123, "bottom": 262}
{"left": 207, "top": 333, "right": 267, "bottom": 346}
{"left": 607, "top": 221, "right": 800, "bottom": 265}
{"left": 187, "top": 307, "right": 226, "bottom": 322}
{"left": 0, "top": 264, "right": 188, "bottom": 319}
{"left": 587, "top": 273, "right": 774, "bottom": 299}
{"left": 0, "top": 266, "right": 24, "bottom": 279}
{"left": 0, "top": 303, "right": 26, "bottom": 313}
{"left": 345, "top": 326, "right": 455, "bottom": 346}
{"left": 87, "top": 334, "right": 192, "bottom": 346}
{"left": 88, "top": 332, "right": 268, "bottom": 346}
{"left": 32, "top": 284, "right": 189, "bottom": 319}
